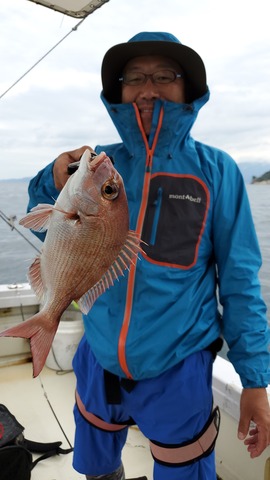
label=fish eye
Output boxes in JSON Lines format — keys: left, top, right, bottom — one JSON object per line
{"left": 101, "top": 181, "right": 119, "bottom": 200}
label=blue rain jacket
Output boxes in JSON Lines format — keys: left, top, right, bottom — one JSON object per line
{"left": 28, "top": 89, "right": 270, "bottom": 388}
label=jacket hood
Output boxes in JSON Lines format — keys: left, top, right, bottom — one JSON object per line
{"left": 100, "top": 89, "right": 210, "bottom": 154}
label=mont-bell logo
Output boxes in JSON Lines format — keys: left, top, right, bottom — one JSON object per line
{"left": 169, "top": 193, "right": 202, "bottom": 203}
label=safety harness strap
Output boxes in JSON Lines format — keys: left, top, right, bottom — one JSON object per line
{"left": 149, "top": 406, "right": 220, "bottom": 466}
{"left": 75, "top": 391, "right": 132, "bottom": 432}
{"left": 76, "top": 389, "right": 220, "bottom": 466}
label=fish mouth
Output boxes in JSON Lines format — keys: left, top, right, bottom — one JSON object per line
{"left": 89, "top": 152, "right": 111, "bottom": 172}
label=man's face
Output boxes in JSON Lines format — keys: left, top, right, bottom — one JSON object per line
{"left": 121, "top": 55, "right": 185, "bottom": 135}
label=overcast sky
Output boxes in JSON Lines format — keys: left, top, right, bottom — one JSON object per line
{"left": 1, "top": 0, "right": 270, "bottom": 179}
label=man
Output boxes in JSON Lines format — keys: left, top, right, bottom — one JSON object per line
{"left": 28, "top": 32, "right": 270, "bottom": 480}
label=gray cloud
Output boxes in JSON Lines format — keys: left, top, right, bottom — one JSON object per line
{"left": 1, "top": 0, "right": 270, "bottom": 179}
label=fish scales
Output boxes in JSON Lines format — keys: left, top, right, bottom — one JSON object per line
{"left": 0, "top": 150, "right": 141, "bottom": 377}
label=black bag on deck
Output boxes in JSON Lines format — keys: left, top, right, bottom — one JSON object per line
{"left": 0, "top": 404, "right": 73, "bottom": 480}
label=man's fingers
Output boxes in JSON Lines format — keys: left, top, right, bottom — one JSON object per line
{"left": 242, "top": 425, "right": 268, "bottom": 458}
{"left": 53, "top": 145, "right": 93, "bottom": 190}
{"left": 237, "top": 419, "right": 249, "bottom": 440}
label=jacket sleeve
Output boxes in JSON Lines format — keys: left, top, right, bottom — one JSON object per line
{"left": 27, "top": 160, "right": 60, "bottom": 241}
{"left": 212, "top": 153, "right": 270, "bottom": 388}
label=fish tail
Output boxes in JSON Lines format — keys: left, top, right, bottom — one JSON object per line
{"left": 0, "top": 312, "right": 59, "bottom": 378}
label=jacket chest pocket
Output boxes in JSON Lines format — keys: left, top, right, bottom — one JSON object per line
{"left": 141, "top": 174, "right": 210, "bottom": 268}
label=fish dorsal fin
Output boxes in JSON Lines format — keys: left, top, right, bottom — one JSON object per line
{"left": 77, "top": 230, "right": 142, "bottom": 314}
{"left": 28, "top": 256, "right": 45, "bottom": 301}
{"left": 77, "top": 281, "right": 106, "bottom": 315}
{"left": 19, "top": 203, "right": 55, "bottom": 232}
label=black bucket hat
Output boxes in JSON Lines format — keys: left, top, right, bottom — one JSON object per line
{"left": 101, "top": 31, "right": 207, "bottom": 103}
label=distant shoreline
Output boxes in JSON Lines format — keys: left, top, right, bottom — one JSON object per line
{"left": 251, "top": 170, "right": 270, "bottom": 185}
{"left": 0, "top": 178, "right": 31, "bottom": 182}
{"left": 251, "top": 180, "right": 270, "bottom": 185}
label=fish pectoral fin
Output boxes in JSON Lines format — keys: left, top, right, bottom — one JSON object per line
{"left": 20, "top": 204, "right": 55, "bottom": 232}
{"left": 77, "top": 230, "right": 142, "bottom": 315}
{"left": 0, "top": 312, "right": 59, "bottom": 378}
{"left": 28, "top": 256, "right": 44, "bottom": 301}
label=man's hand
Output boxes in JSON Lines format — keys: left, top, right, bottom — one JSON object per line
{"left": 238, "top": 387, "right": 270, "bottom": 458}
{"left": 53, "top": 145, "right": 94, "bottom": 190}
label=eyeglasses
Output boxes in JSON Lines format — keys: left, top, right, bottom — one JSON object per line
{"left": 119, "top": 70, "right": 183, "bottom": 86}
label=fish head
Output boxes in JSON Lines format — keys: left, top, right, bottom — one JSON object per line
{"left": 68, "top": 150, "right": 129, "bottom": 227}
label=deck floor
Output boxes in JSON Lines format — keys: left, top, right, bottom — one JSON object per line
{"left": 0, "top": 362, "right": 153, "bottom": 479}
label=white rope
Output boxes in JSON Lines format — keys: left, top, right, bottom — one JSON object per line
{"left": 0, "top": 17, "right": 85, "bottom": 100}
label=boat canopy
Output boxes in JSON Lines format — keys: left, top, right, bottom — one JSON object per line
{"left": 27, "top": 0, "right": 110, "bottom": 18}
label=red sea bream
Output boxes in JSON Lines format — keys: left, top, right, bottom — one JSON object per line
{"left": 0, "top": 150, "right": 141, "bottom": 377}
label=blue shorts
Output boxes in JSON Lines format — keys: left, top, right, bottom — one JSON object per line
{"left": 72, "top": 336, "right": 216, "bottom": 479}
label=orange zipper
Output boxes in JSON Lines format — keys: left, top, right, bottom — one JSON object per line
{"left": 118, "top": 103, "right": 164, "bottom": 378}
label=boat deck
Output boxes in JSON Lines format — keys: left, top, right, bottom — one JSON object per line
{"left": 0, "top": 361, "right": 153, "bottom": 479}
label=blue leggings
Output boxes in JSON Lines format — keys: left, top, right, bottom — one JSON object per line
{"left": 73, "top": 338, "right": 216, "bottom": 479}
